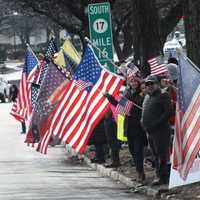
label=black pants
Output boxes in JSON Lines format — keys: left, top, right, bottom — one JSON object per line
{"left": 148, "top": 128, "right": 171, "bottom": 181}
{"left": 104, "top": 116, "right": 121, "bottom": 162}
{"left": 127, "top": 135, "right": 145, "bottom": 173}
{"left": 21, "top": 122, "right": 26, "bottom": 133}
{"left": 94, "top": 143, "right": 105, "bottom": 161}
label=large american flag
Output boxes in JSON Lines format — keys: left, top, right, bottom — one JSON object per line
{"left": 10, "top": 47, "right": 38, "bottom": 122}
{"left": 116, "top": 96, "right": 133, "bottom": 117}
{"left": 172, "top": 54, "right": 200, "bottom": 180}
{"left": 148, "top": 56, "right": 167, "bottom": 75}
{"left": 39, "top": 45, "right": 124, "bottom": 154}
{"left": 25, "top": 62, "right": 70, "bottom": 145}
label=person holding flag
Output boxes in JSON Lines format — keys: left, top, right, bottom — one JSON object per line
{"left": 104, "top": 68, "right": 148, "bottom": 183}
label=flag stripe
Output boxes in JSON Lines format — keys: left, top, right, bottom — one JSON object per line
{"left": 57, "top": 89, "right": 87, "bottom": 140}
{"left": 52, "top": 85, "right": 82, "bottom": 139}
{"left": 60, "top": 72, "right": 111, "bottom": 141}
{"left": 181, "top": 86, "right": 200, "bottom": 130}
{"left": 181, "top": 129, "right": 200, "bottom": 177}
{"left": 148, "top": 57, "right": 167, "bottom": 75}
{"left": 59, "top": 91, "right": 88, "bottom": 141}
{"left": 182, "top": 104, "right": 200, "bottom": 150}
{"left": 68, "top": 75, "right": 123, "bottom": 152}
{"left": 173, "top": 103, "right": 182, "bottom": 168}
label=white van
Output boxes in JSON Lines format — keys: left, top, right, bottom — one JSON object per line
{"left": 163, "top": 38, "right": 182, "bottom": 54}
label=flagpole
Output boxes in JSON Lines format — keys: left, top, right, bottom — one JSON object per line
{"left": 26, "top": 43, "right": 39, "bottom": 63}
{"left": 132, "top": 102, "right": 143, "bottom": 110}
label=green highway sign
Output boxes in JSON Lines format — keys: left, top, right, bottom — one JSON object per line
{"left": 88, "top": 2, "right": 114, "bottom": 72}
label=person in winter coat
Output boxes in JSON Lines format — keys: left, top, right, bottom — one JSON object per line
{"left": 141, "top": 75, "right": 172, "bottom": 185}
{"left": 124, "top": 74, "right": 148, "bottom": 182}
{"left": 104, "top": 74, "right": 148, "bottom": 182}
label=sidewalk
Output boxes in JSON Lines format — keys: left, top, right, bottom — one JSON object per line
{"left": 66, "top": 145, "right": 200, "bottom": 200}
{"left": 66, "top": 145, "right": 168, "bottom": 198}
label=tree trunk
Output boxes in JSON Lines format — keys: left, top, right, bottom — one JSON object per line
{"left": 184, "top": 0, "right": 200, "bottom": 68}
{"left": 113, "top": 27, "right": 124, "bottom": 61}
{"left": 122, "top": 22, "right": 133, "bottom": 60}
{"left": 132, "top": 0, "right": 167, "bottom": 76}
{"left": 46, "top": 27, "right": 51, "bottom": 43}
{"left": 53, "top": 24, "right": 60, "bottom": 48}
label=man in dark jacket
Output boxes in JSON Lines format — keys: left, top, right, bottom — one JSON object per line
{"left": 141, "top": 75, "right": 172, "bottom": 185}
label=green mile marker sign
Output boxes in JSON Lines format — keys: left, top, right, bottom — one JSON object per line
{"left": 88, "top": 2, "right": 114, "bottom": 72}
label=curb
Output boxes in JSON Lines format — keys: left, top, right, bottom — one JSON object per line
{"left": 83, "top": 155, "right": 159, "bottom": 197}
{"left": 65, "top": 146, "right": 162, "bottom": 197}
{"left": 65, "top": 146, "right": 168, "bottom": 197}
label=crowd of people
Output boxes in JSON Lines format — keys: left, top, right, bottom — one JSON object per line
{"left": 88, "top": 57, "right": 179, "bottom": 186}
{"left": 8, "top": 53, "right": 178, "bottom": 186}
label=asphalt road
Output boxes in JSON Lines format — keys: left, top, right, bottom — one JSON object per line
{"left": 0, "top": 103, "right": 148, "bottom": 200}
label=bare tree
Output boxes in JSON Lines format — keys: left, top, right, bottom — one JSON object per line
{"left": 184, "top": 0, "right": 200, "bottom": 68}
{"left": 3, "top": 0, "right": 197, "bottom": 73}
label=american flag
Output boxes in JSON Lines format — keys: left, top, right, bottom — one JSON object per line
{"left": 74, "top": 80, "right": 93, "bottom": 91}
{"left": 30, "top": 60, "right": 48, "bottom": 109}
{"left": 38, "top": 39, "right": 57, "bottom": 81}
{"left": 10, "top": 47, "right": 38, "bottom": 122}
{"left": 148, "top": 56, "right": 167, "bottom": 75}
{"left": 38, "top": 45, "right": 124, "bottom": 154}
{"left": 116, "top": 96, "right": 133, "bottom": 117}
{"left": 44, "top": 36, "right": 58, "bottom": 63}
{"left": 10, "top": 102, "right": 24, "bottom": 122}
{"left": 30, "top": 37, "right": 57, "bottom": 109}
{"left": 172, "top": 54, "right": 200, "bottom": 180}
{"left": 25, "top": 62, "right": 70, "bottom": 145}
{"left": 31, "top": 83, "right": 40, "bottom": 108}
{"left": 31, "top": 37, "right": 58, "bottom": 109}
{"left": 127, "top": 66, "right": 140, "bottom": 78}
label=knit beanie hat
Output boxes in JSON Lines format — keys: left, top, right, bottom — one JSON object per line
{"left": 166, "top": 63, "right": 178, "bottom": 81}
